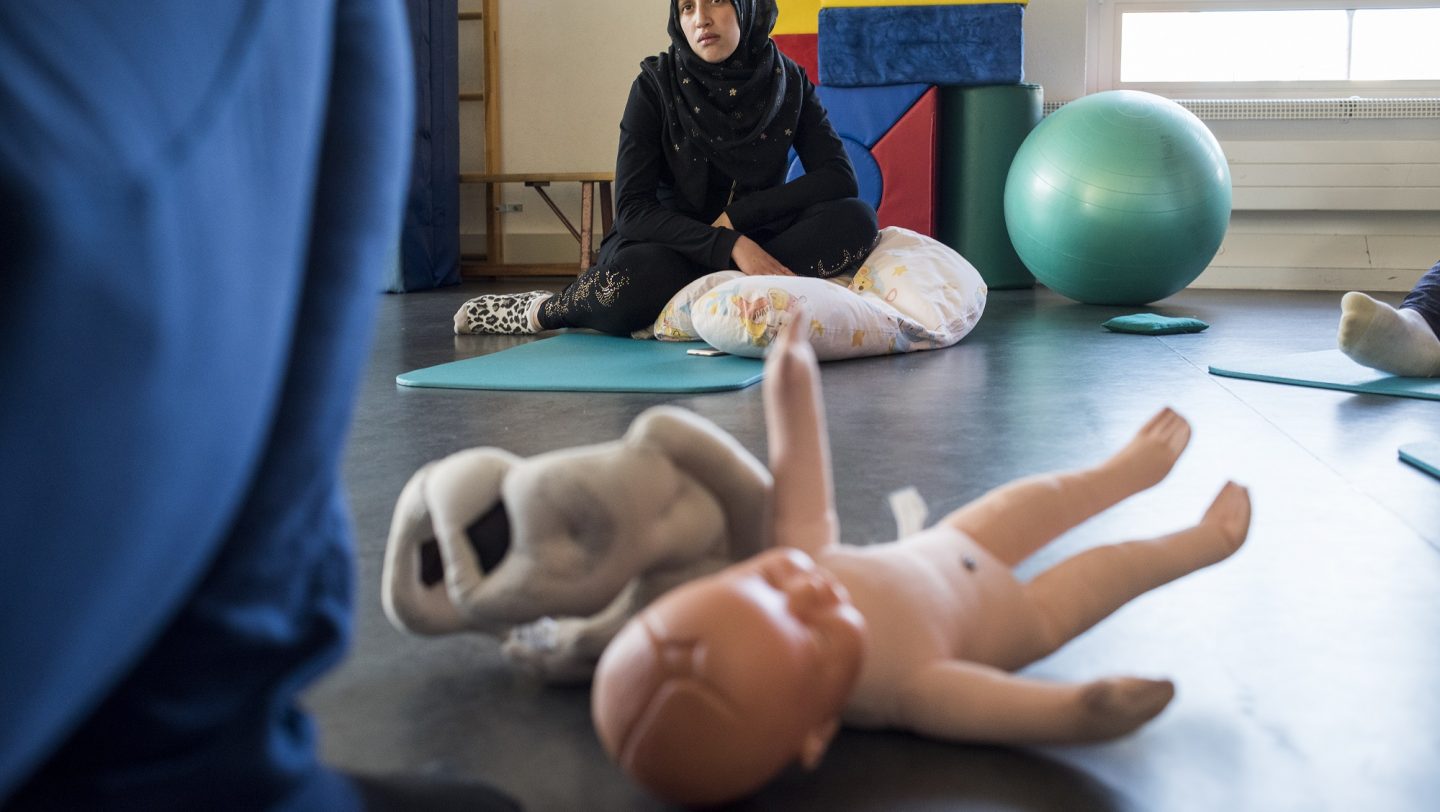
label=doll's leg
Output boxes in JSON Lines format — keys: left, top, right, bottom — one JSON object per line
{"left": 944, "top": 408, "right": 1192, "bottom": 566}
{"left": 1017, "top": 482, "right": 1250, "bottom": 662}
{"left": 894, "top": 660, "right": 1174, "bottom": 744}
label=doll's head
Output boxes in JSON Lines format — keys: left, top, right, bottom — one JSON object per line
{"left": 591, "top": 547, "right": 866, "bottom": 806}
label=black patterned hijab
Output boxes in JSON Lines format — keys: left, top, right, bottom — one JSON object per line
{"left": 640, "top": 0, "right": 804, "bottom": 192}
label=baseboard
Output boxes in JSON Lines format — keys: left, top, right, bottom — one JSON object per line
{"left": 1191, "top": 265, "right": 1426, "bottom": 292}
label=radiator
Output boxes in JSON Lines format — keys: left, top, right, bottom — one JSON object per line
{"left": 1044, "top": 97, "right": 1440, "bottom": 120}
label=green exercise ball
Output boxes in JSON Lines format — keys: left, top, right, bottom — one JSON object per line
{"left": 1003, "top": 90, "right": 1232, "bottom": 305}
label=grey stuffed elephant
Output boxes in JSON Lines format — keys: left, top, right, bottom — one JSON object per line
{"left": 381, "top": 406, "right": 772, "bottom": 683}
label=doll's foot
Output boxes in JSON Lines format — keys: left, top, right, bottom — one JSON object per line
{"left": 1338, "top": 291, "right": 1440, "bottom": 377}
{"left": 1143, "top": 481, "right": 1251, "bottom": 573}
{"left": 1077, "top": 677, "right": 1175, "bottom": 740}
{"left": 454, "top": 291, "right": 552, "bottom": 335}
{"left": 1197, "top": 481, "right": 1251, "bottom": 559}
{"left": 1103, "top": 408, "right": 1191, "bottom": 492}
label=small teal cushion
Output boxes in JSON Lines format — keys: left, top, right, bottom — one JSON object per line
{"left": 1102, "top": 314, "right": 1210, "bottom": 335}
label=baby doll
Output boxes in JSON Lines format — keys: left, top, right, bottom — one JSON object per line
{"left": 380, "top": 404, "right": 771, "bottom": 684}
{"left": 591, "top": 318, "right": 1252, "bottom": 806}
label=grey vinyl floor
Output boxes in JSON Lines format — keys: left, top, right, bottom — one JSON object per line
{"left": 309, "top": 281, "right": 1440, "bottom": 812}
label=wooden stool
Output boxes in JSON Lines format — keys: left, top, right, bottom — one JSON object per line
{"left": 462, "top": 171, "right": 614, "bottom": 274}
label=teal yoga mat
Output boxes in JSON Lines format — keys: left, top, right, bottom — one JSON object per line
{"left": 397, "top": 333, "right": 765, "bottom": 393}
{"left": 1399, "top": 442, "right": 1440, "bottom": 481}
{"left": 1208, "top": 350, "right": 1440, "bottom": 401}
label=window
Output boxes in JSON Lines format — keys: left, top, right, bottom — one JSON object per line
{"left": 1092, "top": 0, "right": 1440, "bottom": 96}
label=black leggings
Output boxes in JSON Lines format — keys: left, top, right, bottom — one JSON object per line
{"left": 537, "top": 197, "right": 879, "bottom": 335}
{"left": 1401, "top": 260, "right": 1440, "bottom": 337}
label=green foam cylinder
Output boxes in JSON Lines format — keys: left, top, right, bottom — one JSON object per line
{"left": 938, "top": 83, "right": 1043, "bottom": 290}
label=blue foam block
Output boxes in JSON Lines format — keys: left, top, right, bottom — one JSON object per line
{"left": 786, "top": 83, "right": 930, "bottom": 211}
{"left": 397, "top": 333, "right": 765, "bottom": 392}
{"left": 818, "top": 4, "right": 1024, "bottom": 88}
{"left": 810, "top": 83, "right": 931, "bottom": 147}
{"left": 786, "top": 82, "right": 937, "bottom": 233}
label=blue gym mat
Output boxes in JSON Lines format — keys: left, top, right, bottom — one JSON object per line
{"left": 1208, "top": 350, "right": 1440, "bottom": 401}
{"left": 396, "top": 333, "right": 765, "bottom": 393}
{"left": 1400, "top": 442, "right": 1440, "bottom": 481}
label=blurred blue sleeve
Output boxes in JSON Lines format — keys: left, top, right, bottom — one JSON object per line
{"left": 0, "top": 1, "right": 413, "bottom": 809}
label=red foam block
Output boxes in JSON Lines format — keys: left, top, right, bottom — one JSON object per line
{"left": 871, "top": 86, "right": 938, "bottom": 237}
{"left": 773, "top": 33, "right": 819, "bottom": 83}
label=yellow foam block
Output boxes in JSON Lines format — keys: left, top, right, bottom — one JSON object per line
{"left": 775, "top": 0, "right": 823, "bottom": 35}
{"left": 820, "top": 0, "right": 1028, "bottom": 8}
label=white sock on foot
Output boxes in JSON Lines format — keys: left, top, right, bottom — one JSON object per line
{"left": 1337, "top": 291, "right": 1440, "bottom": 377}
{"left": 525, "top": 292, "right": 553, "bottom": 333}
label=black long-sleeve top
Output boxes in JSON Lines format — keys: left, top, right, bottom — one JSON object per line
{"left": 602, "top": 69, "right": 858, "bottom": 270}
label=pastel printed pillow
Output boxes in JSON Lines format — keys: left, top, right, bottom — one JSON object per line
{"left": 683, "top": 227, "right": 987, "bottom": 360}
{"left": 649, "top": 270, "right": 744, "bottom": 341}
{"left": 691, "top": 275, "right": 890, "bottom": 358}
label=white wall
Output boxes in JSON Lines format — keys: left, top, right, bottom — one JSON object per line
{"left": 1022, "top": 0, "right": 1087, "bottom": 101}
{"left": 463, "top": 0, "right": 1440, "bottom": 288}
{"left": 459, "top": 0, "right": 664, "bottom": 262}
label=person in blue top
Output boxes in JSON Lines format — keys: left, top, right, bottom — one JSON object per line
{"left": 0, "top": 2, "right": 514, "bottom": 809}
{"left": 1338, "top": 262, "right": 1440, "bottom": 377}
{"left": 455, "top": 0, "right": 879, "bottom": 337}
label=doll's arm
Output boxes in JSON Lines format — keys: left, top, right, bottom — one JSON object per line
{"left": 763, "top": 316, "right": 840, "bottom": 557}
{"left": 892, "top": 660, "right": 1175, "bottom": 745}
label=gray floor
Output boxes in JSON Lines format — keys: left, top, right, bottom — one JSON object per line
{"left": 309, "top": 281, "right": 1440, "bottom": 812}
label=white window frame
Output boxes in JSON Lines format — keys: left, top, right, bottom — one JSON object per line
{"left": 1088, "top": 0, "right": 1440, "bottom": 98}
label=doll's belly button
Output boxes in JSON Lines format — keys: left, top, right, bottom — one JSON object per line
{"left": 961, "top": 555, "right": 978, "bottom": 572}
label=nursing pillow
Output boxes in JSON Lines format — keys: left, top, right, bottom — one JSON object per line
{"left": 651, "top": 227, "right": 987, "bottom": 360}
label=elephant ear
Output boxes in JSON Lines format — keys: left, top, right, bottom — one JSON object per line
{"left": 627, "top": 405, "right": 772, "bottom": 561}
{"left": 380, "top": 448, "right": 518, "bottom": 636}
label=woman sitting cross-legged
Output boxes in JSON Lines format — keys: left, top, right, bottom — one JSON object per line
{"left": 454, "top": 0, "right": 878, "bottom": 337}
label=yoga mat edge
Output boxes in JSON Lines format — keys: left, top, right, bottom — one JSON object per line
{"left": 1398, "top": 442, "right": 1440, "bottom": 481}
{"left": 396, "top": 334, "right": 765, "bottom": 393}
{"left": 1207, "top": 349, "right": 1440, "bottom": 401}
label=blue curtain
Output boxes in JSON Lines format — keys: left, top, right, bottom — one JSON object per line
{"left": 388, "top": 0, "right": 460, "bottom": 291}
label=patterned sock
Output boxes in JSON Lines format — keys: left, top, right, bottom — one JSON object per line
{"left": 453, "top": 291, "right": 553, "bottom": 336}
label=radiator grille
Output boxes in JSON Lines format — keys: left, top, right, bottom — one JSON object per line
{"left": 1043, "top": 97, "right": 1440, "bottom": 120}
